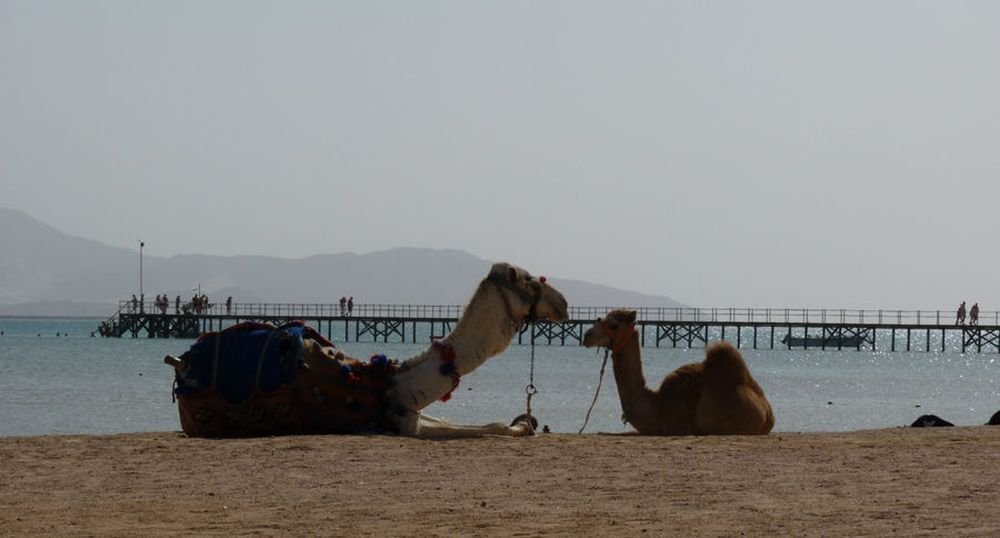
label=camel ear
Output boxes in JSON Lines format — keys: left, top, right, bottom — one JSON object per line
{"left": 507, "top": 266, "right": 518, "bottom": 282}
{"left": 625, "top": 310, "right": 637, "bottom": 324}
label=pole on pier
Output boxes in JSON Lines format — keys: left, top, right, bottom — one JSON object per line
{"left": 139, "top": 240, "right": 144, "bottom": 300}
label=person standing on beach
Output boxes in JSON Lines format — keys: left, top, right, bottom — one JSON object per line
{"left": 970, "top": 303, "right": 980, "bottom": 326}
{"left": 956, "top": 301, "right": 967, "bottom": 325}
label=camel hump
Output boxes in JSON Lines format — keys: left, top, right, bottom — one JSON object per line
{"left": 703, "top": 341, "right": 751, "bottom": 386}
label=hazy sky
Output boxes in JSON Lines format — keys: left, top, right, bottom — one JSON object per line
{"left": 3, "top": 1, "right": 999, "bottom": 308}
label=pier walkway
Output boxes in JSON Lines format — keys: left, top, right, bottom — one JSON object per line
{"left": 98, "top": 301, "right": 1000, "bottom": 353}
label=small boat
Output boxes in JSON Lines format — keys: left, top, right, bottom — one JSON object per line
{"left": 780, "top": 333, "right": 865, "bottom": 348}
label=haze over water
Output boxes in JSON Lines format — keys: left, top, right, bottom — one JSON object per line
{"left": 2, "top": 318, "right": 998, "bottom": 437}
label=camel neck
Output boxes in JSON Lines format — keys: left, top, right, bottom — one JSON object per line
{"left": 446, "top": 283, "right": 520, "bottom": 373}
{"left": 609, "top": 331, "right": 657, "bottom": 431}
{"left": 388, "top": 282, "right": 521, "bottom": 412}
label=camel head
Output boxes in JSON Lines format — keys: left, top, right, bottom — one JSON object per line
{"left": 485, "top": 262, "right": 569, "bottom": 324}
{"left": 583, "top": 309, "right": 637, "bottom": 350}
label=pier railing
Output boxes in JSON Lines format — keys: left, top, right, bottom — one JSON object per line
{"left": 118, "top": 300, "right": 984, "bottom": 327}
{"left": 120, "top": 300, "right": 463, "bottom": 319}
{"left": 579, "top": 307, "right": 987, "bottom": 326}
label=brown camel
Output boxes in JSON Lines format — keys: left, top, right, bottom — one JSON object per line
{"left": 582, "top": 309, "right": 774, "bottom": 435}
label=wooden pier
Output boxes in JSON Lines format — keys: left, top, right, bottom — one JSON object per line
{"left": 98, "top": 302, "right": 1000, "bottom": 353}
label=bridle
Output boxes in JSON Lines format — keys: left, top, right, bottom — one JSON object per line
{"left": 485, "top": 272, "right": 545, "bottom": 330}
{"left": 606, "top": 321, "right": 637, "bottom": 355}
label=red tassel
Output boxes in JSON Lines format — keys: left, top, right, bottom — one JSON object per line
{"left": 434, "top": 340, "right": 461, "bottom": 402}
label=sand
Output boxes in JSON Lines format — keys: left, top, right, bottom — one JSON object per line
{"left": 2, "top": 427, "right": 999, "bottom": 537}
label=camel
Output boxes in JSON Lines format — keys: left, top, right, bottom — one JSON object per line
{"left": 166, "top": 262, "right": 568, "bottom": 438}
{"left": 582, "top": 309, "right": 774, "bottom": 435}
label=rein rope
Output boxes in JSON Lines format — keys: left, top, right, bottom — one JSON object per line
{"left": 578, "top": 348, "right": 609, "bottom": 434}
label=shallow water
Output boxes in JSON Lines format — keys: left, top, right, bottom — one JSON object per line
{"left": 1, "top": 318, "right": 998, "bottom": 437}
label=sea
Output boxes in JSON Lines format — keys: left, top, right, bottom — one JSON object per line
{"left": 1, "top": 317, "right": 999, "bottom": 437}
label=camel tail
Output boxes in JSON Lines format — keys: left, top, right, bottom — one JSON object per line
{"left": 703, "top": 341, "right": 751, "bottom": 386}
{"left": 762, "top": 406, "right": 776, "bottom": 434}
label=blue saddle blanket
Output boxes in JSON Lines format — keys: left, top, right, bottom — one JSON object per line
{"left": 174, "top": 322, "right": 314, "bottom": 404}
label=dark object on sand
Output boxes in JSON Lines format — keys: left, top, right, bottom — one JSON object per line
{"left": 988, "top": 411, "right": 1000, "bottom": 426}
{"left": 910, "top": 414, "right": 954, "bottom": 428}
{"left": 510, "top": 413, "right": 539, "bottom": 431}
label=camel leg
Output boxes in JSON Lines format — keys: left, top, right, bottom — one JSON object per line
{"left": 396, "top": 412, "right": 534, "bottom": 438}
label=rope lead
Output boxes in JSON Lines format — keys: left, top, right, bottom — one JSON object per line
{"left": 578, "top": 349, "right": 610, "bottom": 434}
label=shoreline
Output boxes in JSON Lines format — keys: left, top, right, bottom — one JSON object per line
{"left": 3, "top": 427, "right": 1000, "bottom": 536}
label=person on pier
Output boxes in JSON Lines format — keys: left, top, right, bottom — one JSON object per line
{"left": 970, "top": 303, "right": 980, "bottom": 326}
{"left": 226, "top": 296, "right": 232, "bottom": 315}
{"left": 348, "top": 296, "right": 354, "bottom": 316}
{"left": 957, "top": 301, "right": 967, "bottom": 325}
{"left": 339, "top": 296, "right": 347, "bottom": 316}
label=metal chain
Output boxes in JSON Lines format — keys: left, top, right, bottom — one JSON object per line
{"left": 524, "top": 322, "right": 538, "bottom": 430}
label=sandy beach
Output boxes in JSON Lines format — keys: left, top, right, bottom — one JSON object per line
{"left": 2, "top": 427, "right": 1000, "bottom": 537}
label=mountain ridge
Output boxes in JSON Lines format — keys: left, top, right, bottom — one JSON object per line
{"left": 0, "top": 207, "right": 685, "bottom": 316}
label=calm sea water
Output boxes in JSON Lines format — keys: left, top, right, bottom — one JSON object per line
{"left": 1, "top": 318, "right": 999, "bottom": 437}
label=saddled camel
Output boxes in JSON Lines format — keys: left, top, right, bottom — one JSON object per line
{"left": 582, "top": 309, "right": 774, "bottom": 435}
{"left": 166, "top": 262, "right": 568, "bottom": 438}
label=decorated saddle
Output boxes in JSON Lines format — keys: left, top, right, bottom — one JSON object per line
{"left": 166, "top": 321, "right": 399, "bottom": 437}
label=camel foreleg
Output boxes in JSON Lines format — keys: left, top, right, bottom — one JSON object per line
{"left": 395, "top": 412, "right": 534, "bottom": 438}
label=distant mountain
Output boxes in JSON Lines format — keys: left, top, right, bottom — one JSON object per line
{"left": 0, "top": 207, "right": 685, "bottom": 316}
{"left": 0, "top": 301, "right": 119, "bottom": 318}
